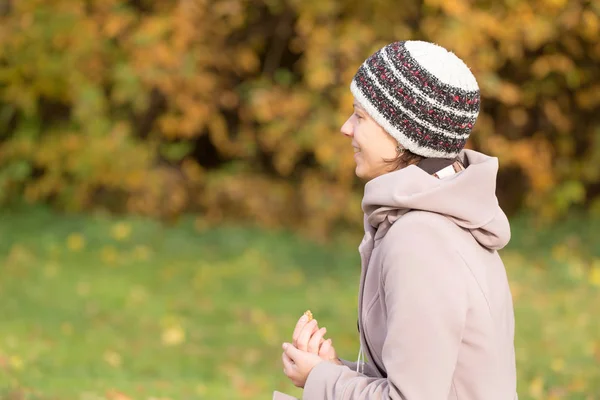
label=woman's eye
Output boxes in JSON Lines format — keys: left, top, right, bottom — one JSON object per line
{"left": 354, "top": 113, "right": 362, "bottom": 120}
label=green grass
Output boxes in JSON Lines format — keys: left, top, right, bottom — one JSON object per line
{"left": 0, "top": 206, "right": 599, "bottom": 399}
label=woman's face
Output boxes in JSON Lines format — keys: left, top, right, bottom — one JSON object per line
{"left": 341, "top": 100, "right": 399, "bottom": 181}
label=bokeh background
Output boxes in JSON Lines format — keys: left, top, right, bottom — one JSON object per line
{"left": 1, "top": 0, "right": 599, "bottom": 399}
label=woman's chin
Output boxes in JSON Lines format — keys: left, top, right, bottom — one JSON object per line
{"left": 355, "top": 165, "right": 370, "bottom": 180}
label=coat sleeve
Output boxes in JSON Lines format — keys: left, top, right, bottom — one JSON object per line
{"left": 302, "top": 230, "right": 469, "bottom": 399}
{"left": 339, "top": 358, "right": 379, "bottom": 377}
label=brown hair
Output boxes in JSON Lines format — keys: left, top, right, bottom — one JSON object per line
{"left": 384, "top": 148, "right": 425, "bottom": 172}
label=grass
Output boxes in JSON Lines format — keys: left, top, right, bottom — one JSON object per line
{"left": 0, "top": 206, "right": 599, "bottom": 399}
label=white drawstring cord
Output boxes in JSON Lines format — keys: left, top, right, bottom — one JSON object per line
{"left": 355, "top": 343, "right": 365, "bottom": 374}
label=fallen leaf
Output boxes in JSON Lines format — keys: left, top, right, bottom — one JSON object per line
{"left": 111, "top": 222, "right": 132, "bottom": 241}
{"left": 101, "top": 246, "right": 119, "bottom": 264}
{"left": 105, "top": 390, "right": 132, "bottom": 400}
{"left": 104, "top": 350, "right": 122, "bottom": 367}
{"left": 132, "top": 245, "right": 151, "bottom": 261}
{"left": 550, "top": 358, "right": 564, "bottom": 372}
{"left": 67, "top": 233, "right": 86, "bottom": 251}
{"left": 9, "top": 355, "right": 24, "bottom": 371}
{"left": 529, "top": 376, "right": 544, "bottom": 398}
{"left": 161, "top": 325, "right": 186, "bottom": 346}
{"left": 588, "top": 261, "right": 600, "bottom": 287}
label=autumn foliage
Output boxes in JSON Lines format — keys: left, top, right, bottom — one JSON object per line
{"left": 0, "top": 0, "right": 599, "bottom": 236}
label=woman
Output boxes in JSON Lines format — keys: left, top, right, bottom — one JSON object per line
{"left": 277, "top": 40, "right": 517, "bottom": 400}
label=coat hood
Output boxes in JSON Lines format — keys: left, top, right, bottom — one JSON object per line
{"left": 362, "top": 149, "right": 510, "bottom": 250}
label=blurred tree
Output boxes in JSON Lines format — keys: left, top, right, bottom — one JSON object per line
{"left": 0, "top": 0, "right": 598, "bottom": 236}
{"left": 0, "top": 0, "right": 11, "bottom": 16}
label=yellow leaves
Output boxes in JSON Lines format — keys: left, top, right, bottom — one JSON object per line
{"left": 132, "top": 245, "right": 152, "bottom": 261}
{"left": 424, "top": 0, "right": 469, "bottom": 17}
{"left": 509, "top": 108, "right": 529, "bottom": 128}
{"left": 580, "top": 9, "right": 599, "bottom": 40}
{"left": 105, "top": 390, "right": 133, "bottom": 400}
{"left": 103, "top": 12, "right": 134, "bottom": 38}
{"left": 480, "top": 75, "right": 523, "bottom": 106}
{"left": 497, "top": 82, "right": 522, "bottom": 106}
{"left": 236, "top": 48, "right": 260, "bottom": 74}
{"left": 302, "top": 25, "right": 335, "bottom": 90}
{"left": 101, "top": 245, "right": 119, "bottom": 265}
{"left": 111, "top": 222, "right": 132, "bottom": 241}
{"left": 306, "top": 65, "right": 335, "bottom": 90}
{"left": 550, "top": 245, "right": 600, "bottom": 287}
{"left": 523, "top": 18, "right": 557, "bottom": 50}
{"left": 568, "top": 377, "right": 587, "bottom": 392}
{"left": 161, "top": 325, "right": 186, "bottom": 347}
{"left": 531, "top": 54, "right": 575, "bottom": 79}
{"left": 575, "top": 84, "right": 600, "bottom": 110}
{"left": 219, "top": 90, "right": 240, "bottom": 110}
{"left": 135, "top": 16, "right": 171, "bottom": 45}
{"left": 589, "top": 261, "right": 600, "bottom": 287}
{"left": 154, "top": 43, "right": 180, "bottom": 69}
{"left": 250, "top": 87, "right": 311, "bottom": 126}
{"left": 159, "top": 314, "right": 187, "bottom": 347}
{"left": 529, "top": 376, "right": 545, "bottom": 398}
{"left": 9, "top": 355, "right": 24, "bottom": 371}
{"left": 181, "top": 158, "right": 205, "bottom": 185}
{"left": 67, "top": 233, "right": 86, "bottom": 251}
{"left": 550, "top": 181, "right": 587, "bottom": 216}
{"left": 314, "top": 141, "right": 338, "bottom": 166}
{"left": 296, "top": 14, "right": 315, "bottom": 37}
{"left": 250, "top": 91, "right": 275, "bottom": 124}
{"left": 487, "top": 135, "right": 555, "bottom": 195}
{"left": 103, "top": 350, "right": 122, "bottom": 368}
{"left": 208, "top": 113, "right": 241, "bottom": 157}
{"left": 289, "top": 36, "right": 305, "bottom": 54}
{"left": 211, "top": 0, "right": 243, "bottom": 18}
{"left": 587, "top": 341, "right": 599, "bottom": 358}
{"left": 273, "top": 141, "right": 301, "bottom": 176}
{"left": 1, "top": 0, "right": 599, "bottom": 231}
{"left": 542, "top": 0, "right": 569, "bottom": 10}
{"left": 550, "top": 358, "right": 565, "bottom": 372}
{"left": 549, "top": 239, "right": 600, "bottom": 286}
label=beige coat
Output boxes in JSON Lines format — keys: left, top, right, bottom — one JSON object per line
{"left": 278, "top": 150, "right": 517, "bottom": 400}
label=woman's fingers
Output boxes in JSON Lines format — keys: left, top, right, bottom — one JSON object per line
{"left": 308, "top": 327, "right": 327, "bottom": 354}
{"left": 296, "top": 319, "right": 318, "bottom": 351}
{"left": 282, "top": 351, "right": 295, "bottom": 377}
{"left": 318, "top": 338, "right": 332, "bottom": 358}
{"left": 292, "top": 314, "right": 312, "bottom": 347}
{"left": 319, "top": 338, "right": 339, "bottom": 362}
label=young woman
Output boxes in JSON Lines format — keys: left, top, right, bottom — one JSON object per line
{"left": 277, "top": 40, "right": 517, "bottom": 400}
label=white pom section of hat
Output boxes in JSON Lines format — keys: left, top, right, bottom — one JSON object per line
{"left": 405, "top": 41, "right": 479, "bottom": 92}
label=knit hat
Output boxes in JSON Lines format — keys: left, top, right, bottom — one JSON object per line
{"left": 350, "top": 40, "right": 480, "bottom": 159}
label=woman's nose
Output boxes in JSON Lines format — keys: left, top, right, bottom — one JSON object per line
{"left": 340, "top": 118, "right": 353, "bottom": 137}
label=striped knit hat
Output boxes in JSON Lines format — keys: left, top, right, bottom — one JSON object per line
{"left": 351, "top": 40, "right": 480, "bottom": 159}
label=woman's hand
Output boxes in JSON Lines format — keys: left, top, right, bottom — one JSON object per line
{"left": 293, "top": 314, "right": 324, "bottom": 352}
{"left": 292, "top": 313, "right": 342, "bottom": 364}
{"left": 318, "top": 338, "right": 342, "bottom": 365}
{"left": 282, "top": 342, "right": 325, "bottom": 388}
